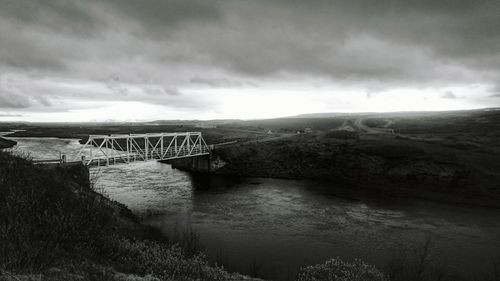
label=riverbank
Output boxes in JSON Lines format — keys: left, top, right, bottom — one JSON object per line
{"left": 171, "top": 132, "right": 500, "bottom": 208}
{"left": 0, "top": 137, "right": 16, "bottom": 149}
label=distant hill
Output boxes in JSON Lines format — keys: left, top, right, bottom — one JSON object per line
{"left": 295, "top": 112, "right": 370, "bottom": 118}
{"left": 294, "top": 108, "right": 500, "bottom": 119}
{"left": 148, "top": 119, "right": 240, "bottom": 126}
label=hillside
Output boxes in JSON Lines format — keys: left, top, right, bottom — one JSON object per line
{"left": 204, "top": 132, "right": 500, "bottom": 207}
{"left": 170, "top": 109, "right": 500, "bottom": 207}
{"left": 0, "top": 151, "right": 264, "bottom": 281}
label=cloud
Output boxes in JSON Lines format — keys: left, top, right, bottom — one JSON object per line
{"left": 0, "top": 91, "right": 32, "bottom": 108}
{"left": 488, "top": 84, "right": 500, "bottom": 96}
{"left": 0, "top": 73, "right": 211, "bottom": 113}
{"left": 0, "top": 113, "right": 23, "bottom": 117}
{"left": 442, "top": 91, "right": 457, "bottom": 99}
{"left": 0, "top": 0, "right": 499, "bottom": 120}
{"left": 3, "top": 0, "right": 499, "bottom": 86}
{"left": 0, "top": 0, "right": 99, "bottom": 34}
{"left": 189, "top": 77, "right": 257, "bottom": 88}
{"left": 143, "top": 87, "right": 182, "bottom": 97}
{"left": 101, "top": 0, "right": 222, "bottom": 32}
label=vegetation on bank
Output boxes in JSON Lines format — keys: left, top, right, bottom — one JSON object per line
{"left": 297, "top": 258, "right": 386, "bottom": 281}
{"left": 0, "top": 150, "right": 389, "bottom": 281}
{"left": 0, "top": 137, "right": 16, "bottom": 149}
{"left": 205, "top": 131, "right": 500, "bottom": 207}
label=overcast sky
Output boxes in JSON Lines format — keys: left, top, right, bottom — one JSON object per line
{"left": 0, "top": 0, "right": 499, "bottom": 121}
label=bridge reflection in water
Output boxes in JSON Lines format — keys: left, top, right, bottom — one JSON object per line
{"left": 75, "top": 132, "right": 211, "bottom": 166}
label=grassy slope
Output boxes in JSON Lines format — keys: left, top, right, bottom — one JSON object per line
{"left": 367, "top": 109, "right": 500, "bottom": 155}
{"left": 0, "top": 151, "right": 263, "bottom": 281}
{"left": 211, "top": 132, "right": 500, "bottom": 206}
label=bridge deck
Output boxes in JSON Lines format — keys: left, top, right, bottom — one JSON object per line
{"left": 86, "top": 151, "right": 210, "bottom": 166}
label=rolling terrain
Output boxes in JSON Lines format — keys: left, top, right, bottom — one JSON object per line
{"left": 2, "top": 108, "right": 500, "bottom": 206}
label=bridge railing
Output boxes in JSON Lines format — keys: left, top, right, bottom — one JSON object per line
{"left": 74, "top": 132, "right": 210, "bottom": 166}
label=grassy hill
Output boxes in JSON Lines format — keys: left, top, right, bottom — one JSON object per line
{"left": 207, "top": 131, "right": 500, "bottom": 207}
{"left": 170, "top": 109, "right": 500, "bottom": 207}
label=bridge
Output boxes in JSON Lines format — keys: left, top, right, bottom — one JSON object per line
{"left": 73, "top": 132, "right": 211, "bottom": 166}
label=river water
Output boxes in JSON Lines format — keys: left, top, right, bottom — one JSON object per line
{"left": 5, "top": 136, "right": 500, "bottom": 280}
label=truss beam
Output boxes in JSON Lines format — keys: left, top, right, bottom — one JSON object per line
{"left": 74, "top": 132, "right": 210, "bottom": 166}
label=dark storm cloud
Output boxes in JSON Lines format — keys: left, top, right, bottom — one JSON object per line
{"left": 0, "top": 0, "right": 499, "bottom": 115}
{"left": 210, "top": 0, "right": 500, "bottom": 84}
{"left": 0, "top": 0, "right": 98, "bottom": 34}
{"left": 102, "top": 0, "right": 222, "bottom": 31}
{"left": 0, "top": 21, "right": 67, "bottom": 71}
{"left": 2, "top": 0, "right": 499, "bottom": 82}
{"left": 276, "top": 0, "right": 500, "bottom": 60}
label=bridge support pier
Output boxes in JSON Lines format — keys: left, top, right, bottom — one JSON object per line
{"left": 166, "top": 154, "right": 212, "bottom": 173}
{"left": 166, "top": 153, "right": 227, "bottom": 174}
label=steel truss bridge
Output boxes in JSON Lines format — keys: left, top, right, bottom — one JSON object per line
{"left": 74, "top": 132, "right": 210, "bottom": 166}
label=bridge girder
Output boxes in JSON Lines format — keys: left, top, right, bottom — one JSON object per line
{"left": 74, "top": 132, "right": 210, "bottom": 166}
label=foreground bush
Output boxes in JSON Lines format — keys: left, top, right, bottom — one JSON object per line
{"left": 102, "top": 237, "right": 252, "bottom": 281}
{"left": 297, "top": 257, "right": 387, "bottom": 281}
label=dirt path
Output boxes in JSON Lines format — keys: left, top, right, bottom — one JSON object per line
{"left": 354, "top": 118, "right": 394, "bottom": 134}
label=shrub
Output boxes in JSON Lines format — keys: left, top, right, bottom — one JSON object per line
{"left": 102, "top": 237, "right": 246, "bottom": 281}
{"left": 297, "top": 257, "right": 387, "bottom": 281}
{"left": 324, "top": 130, "right": 360, "bottom": 140}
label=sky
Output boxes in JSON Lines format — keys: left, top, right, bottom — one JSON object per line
{"left": 0, "top": 0, "right": 499, "bottom": 122}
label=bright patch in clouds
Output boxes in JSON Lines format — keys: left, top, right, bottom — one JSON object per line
{"left": 1, "top": 75, "right": 492, "bottom": 122}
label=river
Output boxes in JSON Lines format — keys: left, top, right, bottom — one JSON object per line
{"left": 5, "top": 136, "right": 500, "bottom": 280}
